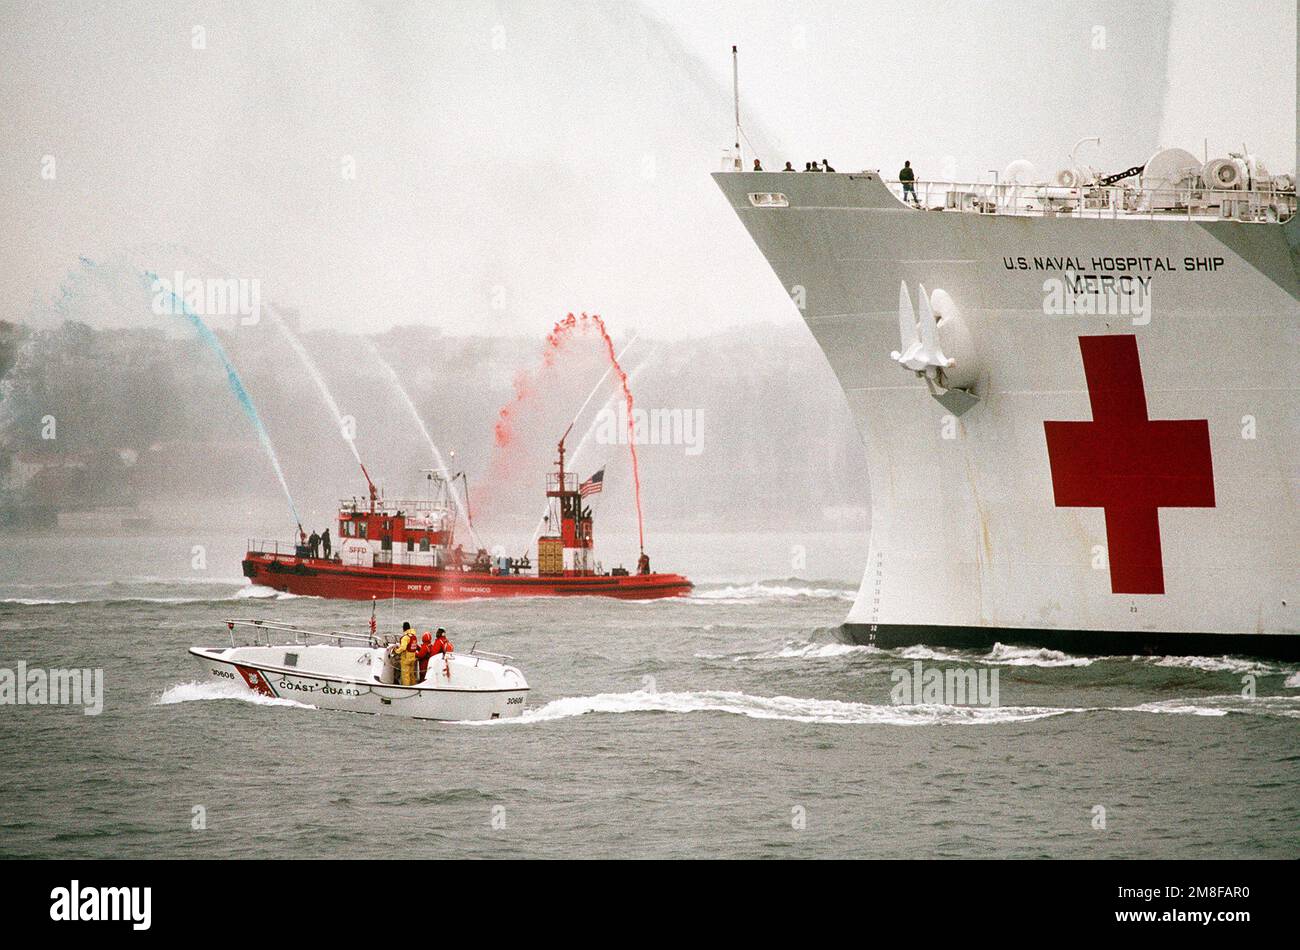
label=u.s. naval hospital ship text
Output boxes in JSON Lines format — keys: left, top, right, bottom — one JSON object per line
{"left": 715, "top": 146, "right": 1298, "bottom": 659}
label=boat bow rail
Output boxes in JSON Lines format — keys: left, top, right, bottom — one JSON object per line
{"left": 218, "top": 620, "right": 517, "bottom": 665}
{"left": 221, "top": 618, "right": 381, "bottom": 649}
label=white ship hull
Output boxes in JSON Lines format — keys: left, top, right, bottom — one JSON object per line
{"left": 190, "top": 644, "right": 530, "bottom": 720}
{"left": 714, "top": 171, "right": 1298, "bottom": 658}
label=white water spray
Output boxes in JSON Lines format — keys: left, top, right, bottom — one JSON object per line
{"left": 364, "top": 340, "right": 481, "bottom": 551}
{"left": 265, "top": 304, "right": 363, "bottom": 468}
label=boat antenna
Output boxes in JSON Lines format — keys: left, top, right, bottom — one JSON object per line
{"left": 732, "top": 45, "right": 742, "bottom": 168}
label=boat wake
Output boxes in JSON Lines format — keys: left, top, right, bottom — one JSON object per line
{"left": 234, "top": 585, "right": 307, "bottom": 600}
{"left": 1133, "top": 654, "right": 1289, "bottom": 675}
{"left": 894, "top": 643, "right": 1093, "bottom": 667}
{"left": 694, "top": 638, "right": 1299, "bottom": 673}
{"left": 696, "top": 641, "right": 877, "bottom": 661}
{"left": 492, "top": 688, "right": 1300, "bottom": 727}
{"left": 156, "top": 680, "right": 311, "bottom": 709}
{"left": 1, "top": 598, "right": 82, "bottom": 606}
{"left": 894, "top": 643, "right": 1297, "bottom": 674}
{"left": 0, "top": 584, "right": 307, "bottom": 606}
{"left": 1123, "top": 695, "right": 1300, "bottom": 718}
{"left": 508, "top": 689, "right": 1075, "bottom": 726}
{"left": 691, "top": 581, "right": 856, "bottom": 604}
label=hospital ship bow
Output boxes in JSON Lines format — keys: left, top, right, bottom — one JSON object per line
{"left": 713, "top": 147, "right": 1298, "bottom": 659}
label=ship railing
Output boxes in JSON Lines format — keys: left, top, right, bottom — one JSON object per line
{"left": 246, "top": 537, "right": 304, "bottom": 557}
{"left": 222, "top": 618, "right": 381, "bottom": 649}
{"left": 546, "top": 472, "right": 579, "bottom": 493}
{"left": 464, "top": 642, "right": 515, "bottom": 665}
{"left": 883, "top": 179, "right": 1296, "bottom": 222}
{"left": 337, "top": 498, "right": 454, "bottom": 514}
{"left": 374, "top": 548, "right": 449, "bottom": 568}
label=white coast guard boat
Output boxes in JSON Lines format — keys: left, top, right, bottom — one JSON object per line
{"left": 190, "top": 619, "right": 530, "bottom": 720}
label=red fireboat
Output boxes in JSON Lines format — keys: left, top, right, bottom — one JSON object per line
{"left": 241, "top": 432, "right": 692, "bottom": 601}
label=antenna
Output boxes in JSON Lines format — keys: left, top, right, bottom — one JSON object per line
{"left": 733, "top": 44, "right": 743, "bottom": 164}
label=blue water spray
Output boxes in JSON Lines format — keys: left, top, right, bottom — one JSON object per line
{"left": 141, "top": 270, "right": 302, "bottom": 531}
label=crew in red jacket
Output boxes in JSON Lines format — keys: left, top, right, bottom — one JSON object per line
{"left": 416, "top": 632, "right": 434, "bottom": 681}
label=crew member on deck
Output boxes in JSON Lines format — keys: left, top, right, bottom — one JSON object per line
{"left": 637, "top": 552, "right": 650, "bottom": 575}
{"left": 752, "top": 158, "right": 763, "bottom": 171}
{"left": 417, "top": 633, "right": 434, "bottom": 681}
{"left": 308, "top": 530, "right": 321, "bottom": 558}
{"left": 322, "top": 528, "right": 332, "bottom": 559}
{"left": 900, "top": 160, "right": 920, "bottom": 206}
{"left": 397, "top": 622, "right": 418, "bottom": 685}
{"left": 432, "top": 628, "right": 453, "bottom": 658}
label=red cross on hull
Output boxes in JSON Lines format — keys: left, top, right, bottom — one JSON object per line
{"left": 1044, "top": 335, "right": 1215, "bottom": 595}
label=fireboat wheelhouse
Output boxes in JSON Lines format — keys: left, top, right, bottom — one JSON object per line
{"left": 241, "top": 435, "right": 692, "bottom": 600}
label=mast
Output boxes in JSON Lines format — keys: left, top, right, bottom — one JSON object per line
{"left": 732, "top": 45, "right": 741, "bottom": 167}
{"left": 540, "top": 423, "right": 592, "bottom": 575}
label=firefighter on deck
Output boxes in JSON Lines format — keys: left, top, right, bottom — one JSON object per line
{"left": 396, "top": 622, "right": 419, "bottom": 685}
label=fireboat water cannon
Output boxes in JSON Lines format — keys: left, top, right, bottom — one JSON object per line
{"left": 358, "top": 462, "right": 379, "bottom": 513}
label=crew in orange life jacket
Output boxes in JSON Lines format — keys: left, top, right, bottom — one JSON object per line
{"left": 431, "top": 628, "right": 453, "bottom": 657}
{"left": 416, "top": 633, "right": 434, "bottom": 681}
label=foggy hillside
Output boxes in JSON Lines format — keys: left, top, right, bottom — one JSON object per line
{"left": 0, "top": 315, "right": 868, "bottom": 542}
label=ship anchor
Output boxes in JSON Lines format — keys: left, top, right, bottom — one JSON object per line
{"left": 891, "top": 281, "right": 980, "bottom": 415}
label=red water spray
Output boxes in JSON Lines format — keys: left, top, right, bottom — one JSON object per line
{"left": 490, "top": 312, "right": 646, "bottom": 553}
{"left": 584, "top": 312, "right": 644, "bottom": 553}
{"left": 494, "top": 313, "right": 583, "bottom": 448}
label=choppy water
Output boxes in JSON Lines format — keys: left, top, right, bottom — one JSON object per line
{"left": 1, "top": 533, "right": 1296, "bottom": 858}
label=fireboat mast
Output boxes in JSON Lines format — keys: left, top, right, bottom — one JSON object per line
{"left": 539, "top": 424, "right": 596, "bottom": 575}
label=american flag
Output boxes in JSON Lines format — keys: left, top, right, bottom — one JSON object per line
{"left": 579, "top": 468, "right": 605, "bottom": 497}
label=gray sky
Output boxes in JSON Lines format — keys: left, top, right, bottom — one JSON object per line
{"left": 2, "top": 0, "right": 1294, "bottom": 337}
